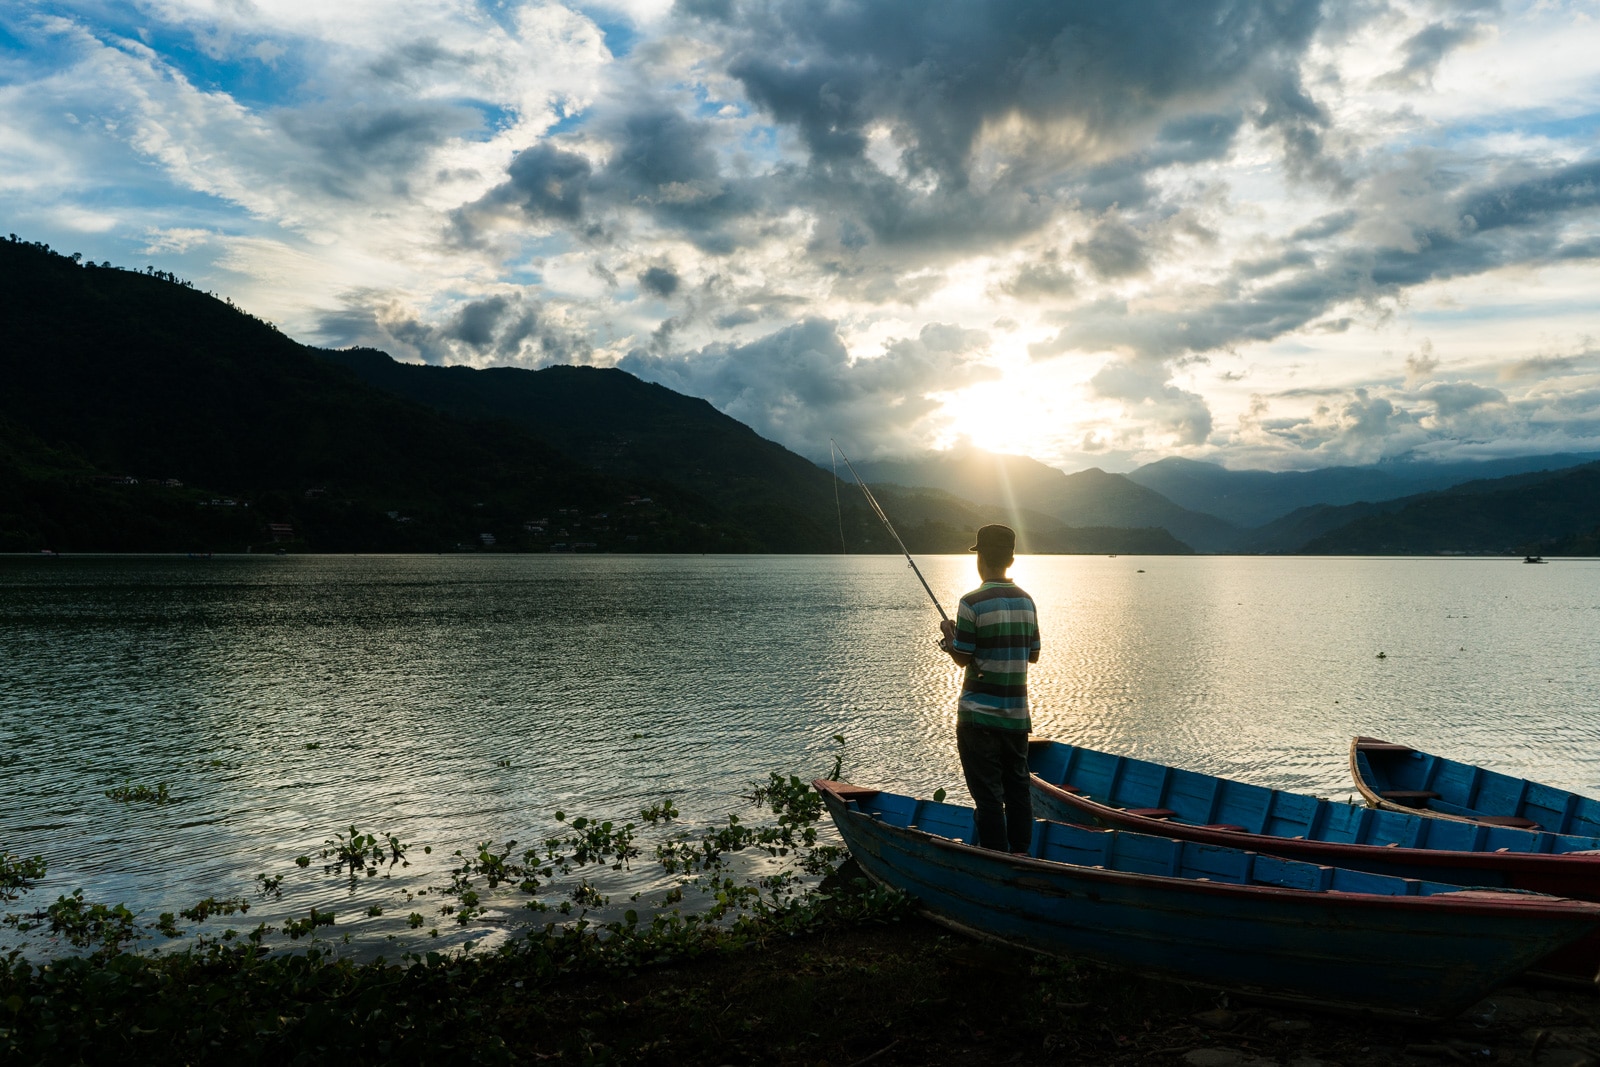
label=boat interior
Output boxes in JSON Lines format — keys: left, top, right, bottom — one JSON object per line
{"left": 839, "top": 788, "right": 1475, "bottom": 898}
{"left": 1030, "top": 741, "right": 1600, "bottom": 855}
{"left": 1353, "top": 739, "right": 1600, "bottom": 838}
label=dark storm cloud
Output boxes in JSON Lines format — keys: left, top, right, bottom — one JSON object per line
{"left": 367, "top": 38, "right": 470, "bottom": 84}
{"left": 719, "top": 0, "right": 1324, "bottom": 186}
{"left": 455, "top": 108, "right": 759, "bottom": 252}
{"left": 459, "top": 0, "right": 1333, "bottom": 265}
{"left": 618, "top": 317, "right": 998, "bottom": 456}
{"left": 318, "top": 290, "right": 589, "bottom": 366}
{"left": 1074, "top": 217, "right": 1152, "bottom": 280}
{"left": 499, "top": 143, "right": 594, "bottom": 222}
{"left": 277, "top": 102, "right": 478, "bottom": 198}
{"left": 638, "top": 264, "right": 680, "bottom": 297}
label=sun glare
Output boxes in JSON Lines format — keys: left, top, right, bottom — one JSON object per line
{"left": 932, "top": 363, "right": 1099, "bottom": 458}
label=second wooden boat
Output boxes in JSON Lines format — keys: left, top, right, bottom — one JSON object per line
{"left": 1028, "top": 738, "right": 1600, "bottom": 897}
{"left": 1350, "top": 736, "right": 1600, "bottom": 837}
{"left": 817, "top": 779, "right": 1600, "bottom": 1020}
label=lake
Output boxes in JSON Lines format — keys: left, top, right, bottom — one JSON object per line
{"left": 2, "top": 553, "right": 1597, "bottom": 954}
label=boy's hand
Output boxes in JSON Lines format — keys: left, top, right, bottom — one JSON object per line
{"left": 938, "top": 618, "right": 955, "bottom": 652}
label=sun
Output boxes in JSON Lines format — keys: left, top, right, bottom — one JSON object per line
{"left": 931, "top": 362, "right": 1103, "bottom": 458}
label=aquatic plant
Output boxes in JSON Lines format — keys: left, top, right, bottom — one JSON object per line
{"left": 104, "top": 782, "right": 174, "bottom": 805}
{"left": 0, "top": 853, "right": 45, "bottom": 902}
{"left": 179, "top": 897, "right": 249, "bottom": 923}
{"left": 639, "top": 798, "right": 678, "bottom": 824}
{"left": 282, "top": 908, "right": 335, "bottom": 940}
{"left": 319, "top": 827, "right": 409, "bottom": 881}
{"left": 42, "top": 891, "right": 139, "bottom": 950}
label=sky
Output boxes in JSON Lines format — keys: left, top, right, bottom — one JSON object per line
{"left": 4, "top": 0, "right": 1600, "bottom": 473}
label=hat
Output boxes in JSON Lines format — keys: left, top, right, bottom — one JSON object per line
{"left": 969, "top": 524, "right": 1016, "bottom": 555}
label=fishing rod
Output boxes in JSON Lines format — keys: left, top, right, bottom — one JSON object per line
{"left": 830, "top": 438, "right": 949, "bottom": 623}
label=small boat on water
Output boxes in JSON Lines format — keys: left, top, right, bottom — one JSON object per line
{"left": 1350, "top": 736, "right": 1600, "bottom": 837}
{"left": 1525, "top": 555, "right": 1548, "bottom": 563}
{"left": 816, "top": 779, "right": 1600, "bottom": 1020}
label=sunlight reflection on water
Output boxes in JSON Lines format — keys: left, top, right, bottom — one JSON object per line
{"left": 2, "top": 553, "right": 1597, "bottom": 953}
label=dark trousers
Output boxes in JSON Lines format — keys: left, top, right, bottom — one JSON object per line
{"left": 956, "top": 723, "right": 1033, "bottom": 853}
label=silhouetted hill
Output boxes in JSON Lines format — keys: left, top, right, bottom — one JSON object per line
{"left": 1128, "top": 454, "right": 1600, "bottom": 528}
{"left": 319, "top": 348, "right": 868, "bottom": 553}
{"left": 1301, "top": 463, "right": 1600, "bottom": 555}
{"left": 855, "top": 450, "right": 1238, "bottom": 551}
{"left": 0, "top": 237, "right": 759, "bottom": 552}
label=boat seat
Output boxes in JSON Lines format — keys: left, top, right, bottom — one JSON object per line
{"left": 1201, "top": 824, "right": 1248, "bottom": 833}
{"left": 1125, "top": 808, "right": 1178, "bottom": 820}
{"left": 1379, "top": 790, "right": 1441, "bottom": 805}
{"left": 1474, "top": 815, "right": 1542, "bottom": 830}
{"left": 1058, "top": 784, "right": 1085, "bottom": 795}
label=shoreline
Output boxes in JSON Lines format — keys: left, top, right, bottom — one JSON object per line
{"left": 5, "top": 910, "right": 1596, "bottom": 1065}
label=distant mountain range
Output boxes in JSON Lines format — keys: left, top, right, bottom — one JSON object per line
{"left": 4, "top": 234, "right": 1597, "bottom": 556}
{"left": 1125, "top": 454, "right": 1600, "bottom": 528}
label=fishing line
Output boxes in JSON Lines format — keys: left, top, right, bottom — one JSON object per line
{"left": 830, "top": 444, "right": 847, "bottom": 554}
{"left": 830, "top": 438, "right": 949, "bottom": 622}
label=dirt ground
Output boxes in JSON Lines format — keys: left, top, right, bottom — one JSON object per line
{"left": 516, "top": 915, "right": 1600, "bottom": 1066}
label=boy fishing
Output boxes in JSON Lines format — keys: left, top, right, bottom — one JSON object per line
{"left": 938, "top": 524, "right": 1041, "bottom": 854}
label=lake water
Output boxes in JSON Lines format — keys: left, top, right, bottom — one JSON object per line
{"left": 2, "top": 554, "right": 1597, "bottom": 954}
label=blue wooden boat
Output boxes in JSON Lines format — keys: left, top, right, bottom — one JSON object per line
{"left": 1029, "top": 739, "right": 1600, "bottom": 897}
{"left": 816, "top": 779, "right": 1600, "bottom": 1020}
{"left": 1028, "top": 738, "right": 1600, "bottom": 982}
{"left": 1351, "top": 737, "right": 1600, "bottom": 836}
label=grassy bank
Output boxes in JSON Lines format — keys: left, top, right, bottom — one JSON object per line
{"left": 6, "top": 901, "right": 1599, "bottom": 1065}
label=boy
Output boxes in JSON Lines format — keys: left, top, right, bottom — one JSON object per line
{"left": 938, "top": 524, "right": 1041, "bottom": 854}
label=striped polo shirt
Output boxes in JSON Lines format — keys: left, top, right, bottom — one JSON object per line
{"left": 951, "top": 580, "right": 1040, "bottom": 730}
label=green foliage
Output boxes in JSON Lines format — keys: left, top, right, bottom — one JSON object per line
{"left": 319, "top": 827, "right": 409, "bottom": 881}
{"left": 639, "top": 798, "right": 678, "bottom": 824}
{"left": 43, "top": 891, "right": 138, "bottom": 950}
{"left": 178, "top": 897, "right": 249, "bottom": 923}
{"left": 282, "top": 908, "right": 336, "bottom": 940}
{"left": 104, "top": 782, "right": 173, "bottom": 805}
{"left": 0, "top": 853, "right": 45, "bottom": 903}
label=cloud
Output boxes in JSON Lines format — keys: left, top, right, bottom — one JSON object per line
{"left": 318, "top": 289, "right": 591, "bottom": 366}
{"left": 637, "top": 263, "right": 680, "bottom": 297}
{"left": 1073, "top": 217, "right": 1153, "bottom": 281}
{"left": 1405, "top": 339, "right": 1440, "bottom": 384}
{"left": 1422, "top": 380, "right": 1506, "bottom": 416}
{"left": 1089, "top": 357, "right": 1214, "bottom": 446}
{"left": 618, "top": 318, "right": 998, "bottom": 456}
{"left": 1379, "top": 21, "right": 1486, "bottom": 90}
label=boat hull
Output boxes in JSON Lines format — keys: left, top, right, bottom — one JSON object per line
{"left": 819, "top": 782, "right": 1600, "bottom": 1020}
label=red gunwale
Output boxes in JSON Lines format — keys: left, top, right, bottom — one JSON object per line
{"left": 1025, "top": 773, "right": 1600, "bottom": 899}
